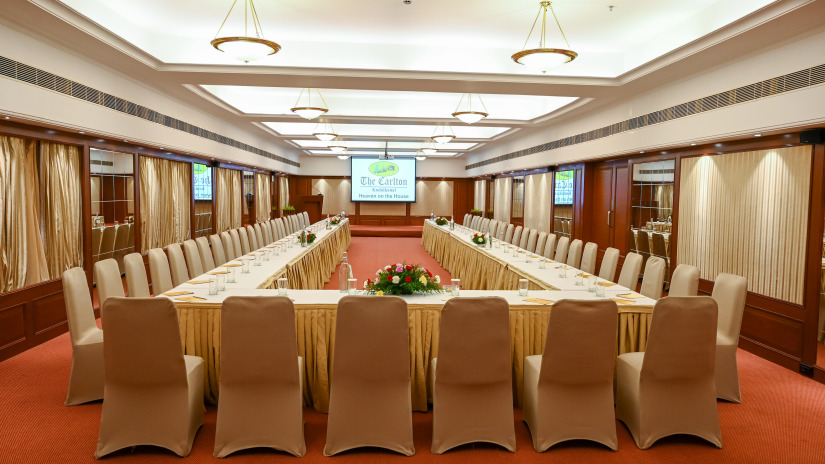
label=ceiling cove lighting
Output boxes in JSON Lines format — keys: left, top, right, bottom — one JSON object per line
{"left": 432, "top": 125, "right": 456, "bottom": 144}
{"left": 452, "top": 93, "right": 488, "bottom": 124}
{"left": 291, "top": 88, "right": 329, "bottom": 120}
{"left": 512, "top": 1, "right": 577, "bottom": 72}
{"left": 312, "top": 121, "right": 338, "bottom": 141}
{"left": 211, "top": 0, "right": 281, "bottom": 63}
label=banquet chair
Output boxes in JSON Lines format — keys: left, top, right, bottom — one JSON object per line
{"left": 98, "top": 225, "right": 116, "bottom": 261}
{"left": 535, "top": 232, "right": 548, "bottom": 257}
{"left": 262, "top": 221, "right": 273, "bottom": 245}
{"left": 652, "top": 232, "right": 670, "bottom": 281}
{"left": 471, "top": 216, "right": 481, "bottom": 231}
{"left": 274, "top": 218, "right": 286, "bottom": 240}
{"left": 289, "top": 215, "right": 299, "bottom": 233}
{"left": 123, "top": 253, "right": 150, "bottom": 298}
{"left": 221, "top": 231, "right": 236, "bottom": 261}
{"left": 238, "top": 227, "right": 252, "bottom": 255}
{"left": 196, "top": 237, "right": 216, "bottom": 272}
{"left": 543, "top": 234, "right": 557, "bottom": 259}
{"left": 617, "top": 252, "right": 643, "bottom": 291}
{"left": 295, "top": 213, "right": 304, "bottom": 231}
{"left": 639, "top": 256, "right": 666, "bottom": 300}
{"left": 519, "top": 228, "right": 531, "bottom": 249}
{"left": 148, "top": 248, "right": 174, "bottom": 295}
{"left": 480, "top": 217, "right": 491, "bottom": 233}
{"left": 210, "top": 234, "right": 227, "bottom": 266}
{"left": 431, "top": 297, "right": 515, "bottom": 454}
{"left": 598, "top": 248, "right": 620, "bottom": 282}
{"left": 91, "top": 227, "right": 103, "bottom": 264}
{"left": 112, "top": 224, "right": 131, "bottom": 274}
{"left": 616, "top": 297, "right": 721, "bottom": 449}
{"left": 246, "top": 225, "right": 259, "bottom": 250}
{"left": 183, "top": 239, "right": 205, "bottom": 278}
{"left": 282, "top": 216, "right": 292, "bottom": 234}
{"left": 511, "top": 226, "right": 523, "bottom": 246}
{"left": 636, "top": 229, "right": 652, "bottom": 274}
{"left": 489, "top": 220, "right": 499, "bottom": 238}
{"left": 95, "top": 258, "right": 125, "bottom": 305}
{"left": 324, "top": 295, "right": 414, "bottom": 456}
{"left": 62, "top": 267, "right": 104, "bottom": 406}
{"left": 523, "top": 299, "right": 619, "bottom": 451}
{"left": 167, "top": 243, "right": 190, "bottom": 287}
{"left": 580, "top": 242, "right": 598, "bottom": 274}
{"left": 230, "top": 229, "right": 243, "bottom": 258}
{"left": 214, "top": 296, "right": 305, "bottom": 458}
{"left": 525, "top": 229, "right": 539, "bottom": 253}
{"left": 253, "top": 223, "right": 265, "bottom": 246}
{"left": 669, "top": 264, "right": 699, "bottom": 296}
{"left": 95, "top": 297, "right": 205, "bottom": 458}
{"left": 303, "top": 211, "right": 310, "bottom": 227}
{"left": 503, "top": 224, "right": 515, "bottom": 243}
{"left": 711, "top": 273, "right": 747, "bottom": 403}
{"left": 554, "top": 236, "right": 570, "bottom": 264}
{"left": 496, "top": 223, "right": 507, "bottom": 240}
{"left": 463, "top": 214, "right": 471, "bottom": 227}
{"left": 566, "top": 239, "right": 583, "bottom": 269}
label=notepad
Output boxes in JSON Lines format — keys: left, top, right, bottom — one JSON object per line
{"left": 186, "top": 280, "right": 210, "bottom": 285}
{"left": 208, "top": 270, "right": 229, "bottom": 275}
{"left": 597, "top": 282, "right": 617, "bottom": 287}
{"left": 175, "top": 296, "right": 207, "bottom": 302}
{"left": 223, "top": 263, "right": 242, "bottom": 268}
{"left": 611, "top": 298, "right": 636, "bottom": 305}
{"left": 163, "top": 291, "right": 193, "bottom": 296}
{"left": 616, "top": 292, "right": 644, "bottom": 299}
{"left": 577, "top": 273, "right": 593, "bottom": 279}
{"left": 523, "top": 297, "right": 555, "bottom": 305}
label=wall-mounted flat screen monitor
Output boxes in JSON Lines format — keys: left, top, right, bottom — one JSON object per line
{"left": 350, "top": 157, "right": 416, "bottom": 202}
{"left": 554, "top": 170, "right": 574, "bottom": 205}
{"left": 194, "top": 164, "right": 212, "bottom": 201}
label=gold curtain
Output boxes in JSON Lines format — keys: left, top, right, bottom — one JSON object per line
{"left": 255, "top": 173, "right": 271, "bottom": 222}
{"left": 139, "top": 156, "right": 191, "bottom": 253}
{"left": 279, "top": 176, "right": 290, "bottom": 210}
{"left": 474, "top": 180, "right": 485, "bottom": 211}
{"left": 493, "top": 177, "right": 512, "bottom": 223}
{"left": 40, "top": 142, "right": 83, "bottom": 279}
{"left": 524, "top": 172, "right": 553, "bottom": 233}
{"left": 215, "top": 168, "right": 242, "bottom": 232}
{"left": 656, "top": 184, "right": 674, "bottom": 220}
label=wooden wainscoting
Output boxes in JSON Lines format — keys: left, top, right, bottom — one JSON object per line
{"left": 0, "top": 279, "right": 69, "bottom": 362}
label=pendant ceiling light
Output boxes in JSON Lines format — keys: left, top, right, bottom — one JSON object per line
{"left": 211, "top": 0, "right": 281, "bottom": 63}
{"left": 421, "top": 142, "right": 438, "bottom": 156}
{"left": 336, "top": 152, "right": 349, "bottom": 160}
{"left": 512, "top": 1, "right": 577, "bottom": 71}
{"left": 313, "top": 121, "right": 338, "bottom": 142}
{"left": 328, "top": 140, "right": 347, "bottom": 153}
{"left": 291, "top": 88, "right": 329, "bottom": 120}
{"left": 415, "top": 152, "right": 427, "bottom": 161}
{"left": 452, "top": 93, "right": 488, "bottom": 124}
{"left": 431, "top": 125, "right": 456, "bottom": 144}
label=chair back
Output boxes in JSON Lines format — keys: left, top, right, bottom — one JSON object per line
{"left": 463, "top": 214, "right": 471, "bottom": 227}
{"left": 598, "top": 247, "right": 620, "bottom": 282}
{"left": 640, "top": 256, "right": 666, "bottom": 299}
{"left": 148, "top": 248, "right": 174, "bottom": 295}
{"left": 123, "top": 253, "right": 150, "bottom": 298}
{"left": 303, "top": 211, "right": 310, "bottom": 228}
{"left": 543, "top": 234, "right": 557, "bottom": 259}
{"left": 511, "top": 226, "right": 523, "bottom": 246}
{"left": 669, "top": 264, "right": 699, "bottom": 296}
{"left": 195, "top": 237, "right": 216, "bottom": 271}
{"left": 91, "top": 227, "right": 103, "bottom": 258}
{"left": 496, "top": 222, "right": 507, "bottom": 240}
{"left": 246, "top": 225, "right": 259, "bottom": 250}
{"left": 210, "top": 234, "right": 227, "bottom": 266}
{"left": 503, "top": 224, "right": 514, "bottom": 243}
{"left": 95, "top": 258, "right": 125, "bottom": 305}
{"left": 488, "top": 220, "right": 498, "bottom": 237}
{"left": 99, "top": 226, "right": 117, "bottom": 260}
{"left": 636, "top": 229, "right": 651, "bottom": 273}
{"left": 535, "top": 232, "right": 548, "bottom": 257}
{"left": 238, "top": 227, "right": 251, "bottom": 255}
{"left": 480, "top": 217, "right": 491, "bottom": 232}
{"left": 566, "top": 239, "right": 583, "bottom": 269}
{"left": 220, "top": 231, "right": 235, "bottom": 261}
{"left": 273, "top": 218, "right": 285, "bottom": 240}
{"left": 651, "top": 232, "right": 668, "bottom": 258}
{"left": 229, "top": 229, "right": 243, "bottom": 258}
{"left": 253, "top": 223, "right": 265, "bottom": 247}
{"left": 183, "top": 239, "right": 204, "bottom": 277}
{"left": 525, "top": 229, "right": 538, "bottom": 253}
{"left": 617, "top": 252, "right": 643, "bottom": 290}
{"left": 580, "top": 242, "right": 598, "bottom": 274}
{"left": 518, "top": 227, "right": 530, "bottom": 249}
{"left": 711, "top": 273, "right": 747, "bottom": 342}
{"left": 112, "top": 224, "right": 131, "bottom": 272}
{"left": 261, "top": 222, "right": 273, "bottom": 245}
{"left": 554, "top": 236, "right": 570, "bottom": 263}
{"left": 62, "top": 267, "right": 97, "bottom": 345}
{"left": 166, "top": 243, "right": 190, "bottom": 287}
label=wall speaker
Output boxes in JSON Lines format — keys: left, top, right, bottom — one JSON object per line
{"left": 211, "top": 160, "right": 221, "bottom": 168}
{"left": 800, "top": 129, "right": 824, "bottom": 144}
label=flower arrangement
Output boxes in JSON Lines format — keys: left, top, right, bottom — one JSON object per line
{"left": 330, "top": 216, "right": 342, "bottom": 226}
{"left": 472, "top": 233, "right": 487, "bottom": 246}
{"left": 364, "top": 262, "right": 443, "bottom": 295}
{"left": 434, "top": 217, "right": 448, "bottom": 226}
{"left": 303, "top": 230, "right": 316, "bottom": 244}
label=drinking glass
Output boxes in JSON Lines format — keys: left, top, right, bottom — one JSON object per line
{"left": 277, "top": 277, "right": 288, "bottom": 296}
{"left": 450, "top": 278, "right": 460, "bottom": 297}
{"left": 348, "top": 278, "right": 358, "bottom": 295}
{"left": 539, "top": 258, "right": 547, "bottom": 269}
{"left": 518, "top": 279, "right": 529, "bottom": 297}
{"left": 526, "top": 253, "right": 533, "bottom": 263}
{"left": 595, "top": 282, "right": 606, "bottom": 297}
{"left": 575, "top": 274, "right": 583, "bottom": 286}
{"left": 558, "top": 266, "right": 567, "bottom": 278}
{"left": 253, "top": 254, "right": 262, "bottom": 266}
{"left": 208, "top": 276, "right": 218, "bottom": 295}
{"left": 242, "top": 260, "right": 250, "bottom": 274}
{"left": 226, "top": 267, "right": 236, "bottom": 283}
{"left": 587, "top": 276, "right": 597, "bottom": 293}
{"left": 217, "top": 274, "right": 226, "bottom": 291}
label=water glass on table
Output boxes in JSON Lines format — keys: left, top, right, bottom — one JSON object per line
{"left": 217, "top": 274, "right": 226, "bottom": 291}
{"left": 518, "top": 279, "right": 529, "bottom": 297}
{"left": 242, "top": 260, "right": 250, "bottom": 274}
{"left": 226, "top": 267, "right": 236, "bottom": 284}
{"left": 595, "top": 282, "right": 606, "bottom": 297}
{"left": 347, "top": 278, "right": 358, "bottom": 295}
{"left": 208, "top": 276, "right": 218, "bottom": 296}
{"left": 558, "top": 266, "right": 567, "bottom": 278}
{"left": 450, "top": 278, "right": 460, "bottom": 297}
{"left": 575, "top": 273, "right": 583, "bottom": 286}
{"left": 277, "top": 277, "right": 288, "bottom": 296}
{"left": 587, "top": 276, "right": 596, "bottom": 293}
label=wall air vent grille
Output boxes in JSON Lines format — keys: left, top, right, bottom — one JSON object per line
{"left": 467, "top": 63, "right": 825, "bottom": 170}
{"left": 0, "top": 55, "right": 298, "bottom": 168}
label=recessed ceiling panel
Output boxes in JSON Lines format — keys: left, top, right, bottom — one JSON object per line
{"left": 293, "top": 140, "right": 477, "bottom": 150}
{"left": 262, "top": 122, "right": 510, "bottom": 139}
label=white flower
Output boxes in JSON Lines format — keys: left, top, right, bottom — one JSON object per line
{"left": 434, "top": 275, "right": 441, "bottom": 284}
{"left": 363, "top": 280, "right": 368, "bottom": 288}
{"left": 392, "top": 275, "right": 400, "bottom": 284}
{"left": 384, "top": 265, "right": 391, "bottom": 270}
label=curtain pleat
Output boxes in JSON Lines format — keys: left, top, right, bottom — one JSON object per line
{"left": 255, "top": 173, "right": 271, "bottom": 222}
{"left": 494, "top": 177, "right": 512, "bottom": 223}
{"left": 524, "top": 172, "right": 553, "bottom": 233}
{"left": 40, "top": 142, "right": 83, "bottom": 279}
{"left": 215, "top": 168, "right": 242, "bottom": 232}
{"left": 474, "top": 180, "right": 485, "bottom": 211}
{"left": 139, "top": 156, "right": 191, "bottom": 253}
{"left": 0, "top": 137, "right": 32, "bottom": 291}
{"left": 279, "top": 176, "right": 290, "bottom": 210}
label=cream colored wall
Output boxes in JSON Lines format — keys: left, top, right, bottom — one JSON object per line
{"left": 473, "top": 180, "right": 486, "bottom": 211}
{"left": 411, "top": 180, "right": 453, "bottom": 217}
{"left": 360, "top": 202, "right": 406, "bottom": 216}
{"left": 677, "top": 146, "right": 811, "bottom": 305}
{"left": 493, "top": 177, "right": 512, "bottom": 224}
{"left": 311, "top": 178, "right": 356, "bottom": 215}
{"left": 524, "top": 172, "right": 553, "bottom": 233}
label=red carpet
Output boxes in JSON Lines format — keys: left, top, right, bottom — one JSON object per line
{"left": 4, "top": 238, "right": 825, "bottom": 463}
{"left": 350, "top": 225, "right": 424, "bottom": 237}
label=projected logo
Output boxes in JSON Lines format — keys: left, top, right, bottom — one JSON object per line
{"left": 369, "top": 161, "right": 399, "bottom": 177}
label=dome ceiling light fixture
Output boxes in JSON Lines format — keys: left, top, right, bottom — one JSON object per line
{"left": 312, "top": 121, "right": 338, "bottom": 141}
{"left": 421, "top": 142, "right": 438, "bottom": 156}
{"left": 211, "top": 0, "right": 281, "bottom": 63}
{"left": 336, "top": 149, "right": 349, "bottom": 160}
{"left": 291, "top": 88, "right": 329, "bottom": 120}
{"left": 511, "top": 1, "right": 577, "bottom": 72}
{"left": 328, "top": 139, "right": 347, "bottom": 153}
{"left": 415, "top": 151, "right": 427, "bottom": 161}
{"left": 452, "top": 93, "right": 488, "bottom": 124}
{"left": 431, "top": 125, "right": 456, "bottom": 144}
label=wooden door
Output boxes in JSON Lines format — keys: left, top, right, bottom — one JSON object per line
{"left": 588, "top": 161, "right": 629, "bottom": 253}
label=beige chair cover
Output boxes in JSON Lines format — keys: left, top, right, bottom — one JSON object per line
{"left": 480, "top": 217, "right": 491, "bottom": 233}
{"left": 284, "top": 215, "right": 295, "bottom": 234}
{"left": 496, "top": 222, "right": 507, "bottom": 240}
{"left": 220, "top": 231, "right": 235, "bottom": 261}
{"left": 489, "top": 220, "right": 499, "bottom": 238}
{"left": 535, "top": 232, "right": 548, "bottom": 257}
{"left": 229, "top": 229, "right": 243, "bottom": 258}
{"left": 95, "top": 258, "right": 125, "bottom": 305}
{"left": 543, "top": 234, "right": 557, "bottom": 259}
{"left": 324, "top": 296, "right": 414, "bottom": 456}
{"left": 112, "top": 224, "right": 131, "bottom": 274}
{"left": 245, "top": 225, "right": 258, "bottom": 250}
{"left": 123, "top": 253, "right": 150, "bottom": 298}
{"left": 210, "top": 234, "right": 227, "bottom": 266}
{"left": 462, "top": 214, "right": 471, "bottom": 227}
{"left": 511, "top": 226, "right": 523, "bottom": 246}
{"left": 554, "top": 236, "right": 570, "bottom": 263}
{"left": 523, "top": 299, "right": 618, "bottom": 451}
{"left": 617, "top": 252, "right": 642, "bottom": 290}
{"left": 303, "top": 211, "right": 310, "bottom": 228}
{"left": 183, "top": 239, "right": 204, "bottom": 278}
{"left": 473, "top": 216, "right": 483, "bottom": 231}
{"left": 503, "top": 224, "right": 514, "bottom": 243}
{"left": 148, "top": 248, "right": 173, "bottom": 295}
{"left": 669, "top": 264, "right": 700, "bottom": 297}
{"left": 273, "top": 218, "right": 285, "bottom": 240}
{"left": 566, "top": 239, "right": 583, "bottom": 269}
{"left": 636, "top": 229, "right": 652, "bottom": 274}
{"left": 214, "top": 297, "right": 305, "bottom": 457}
{"left": 431, "top": 297, "right": 515, "bottom": 454}
{"left": 167, "top": 243, "right": 190, "bottom": 287}
{"left": 616, "top": 296, "right": 721, "bottom": 449}
{"left": 580, "top": 242, "right": 598, "bottom": 275}
{"left": 253, "top": 223, "right": 265, "bottom": 247}
{"left": 599, "top": 247, "right": 620, "bottom": 282}
{"left": 640, "top": 256, "right": 666, "bottom": 299}
{"left": 98, "top": 225, "right": 116, "bottom": 261}
{"left": 711, "top": 273, "right": 747, "bottom": 403}
{"left": 91, "top": 227, "right": 103, "bottom": 260}
{"left": 62, "top": 267, "right": 104, "bottom": 406}
{"left": 238, "top": 227, "right": 252, "bottom": 255}
{"left": 261, "top": 222, "right": 273, "bottom": 245}
{"left": 95, "top": 297, "right": 205, "bottom": 458}
{"left": 195, "top": 236, "right": 216, "bottom": 272}
{"left": 519, "top": 228, "right": 532, "bottom": 250}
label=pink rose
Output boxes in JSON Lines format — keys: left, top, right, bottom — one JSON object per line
{"left": 395, "top": 266, "right": 403, "bottom": 273}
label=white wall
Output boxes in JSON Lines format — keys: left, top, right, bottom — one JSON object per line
{"left": 466, "top": 29, "right": 825, "bottom": 176}
{"left": 298, "top": 155, "right": 467, "bottom": 178}
{"left": 0, "top": 22, "right": 300, "bottom": 173}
